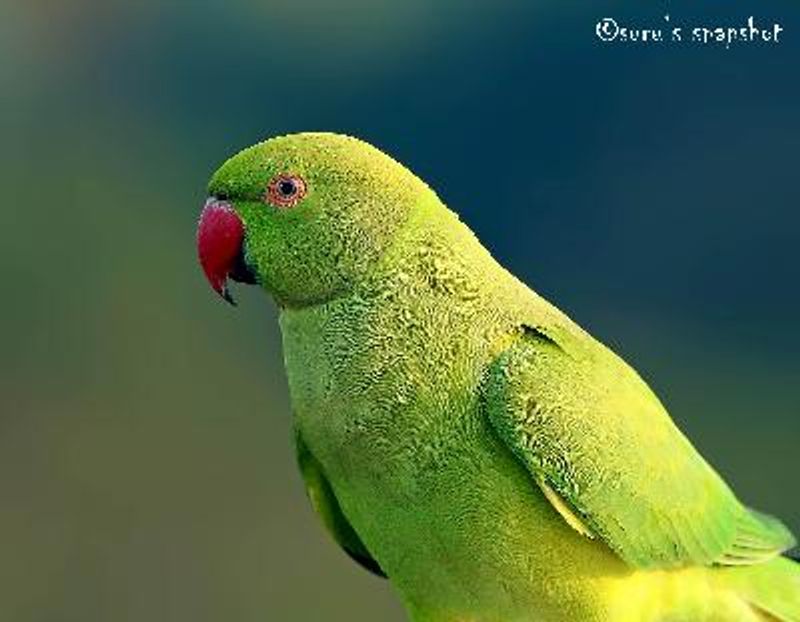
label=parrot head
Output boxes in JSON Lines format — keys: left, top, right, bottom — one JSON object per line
{"left": 197, "top": 132, "right": 430, "bottom": 307}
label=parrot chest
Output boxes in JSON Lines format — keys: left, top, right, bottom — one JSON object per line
{"left": 279, "top": 296, "right": 488, "bottom": 484}
{"left": 277, "top": 297, "right": 613, "bottom": 618}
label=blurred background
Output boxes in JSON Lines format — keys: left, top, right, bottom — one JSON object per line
{"left": 1, "top": 1, "right": 798, "bottom": 620}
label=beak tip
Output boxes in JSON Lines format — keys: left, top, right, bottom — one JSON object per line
{"left": 221, "top": 285, "right": 237, "bottom": 307}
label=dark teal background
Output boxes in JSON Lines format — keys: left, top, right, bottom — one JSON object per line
{"left": 1, "top": 2, "right": 797, "bottom": 620}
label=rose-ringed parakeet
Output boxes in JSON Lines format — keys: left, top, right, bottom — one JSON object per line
{"left": 196, "top": 133, "right": 799, "bottom": 621}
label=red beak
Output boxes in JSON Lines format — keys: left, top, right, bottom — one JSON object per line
{"left": 197, "top": 198, "right": 247, "bottom": 305}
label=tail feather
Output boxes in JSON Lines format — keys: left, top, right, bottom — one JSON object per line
{"left": 720, "top": 557, "right": 800, "bottom": 622}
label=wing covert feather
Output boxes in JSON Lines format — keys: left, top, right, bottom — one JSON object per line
{"left": 484, "top": 327, "right": 795, "bottom": 569}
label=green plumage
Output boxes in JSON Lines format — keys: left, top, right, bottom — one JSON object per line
{"left": 296, "top": 431, "right": 386, "bottom": 577}
{"left": 485, "top": 326, "right": 794, "bottom": 569}
{"left": 206, "top": 133, "right": 799, "bottom": 621}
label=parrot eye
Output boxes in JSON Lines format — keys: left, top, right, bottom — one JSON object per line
{"left": 265, "top": 174, "right": 307, "bottom": 208}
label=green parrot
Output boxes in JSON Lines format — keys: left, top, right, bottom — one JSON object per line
{"left": 196, "top": 132, "right": 799, "bottom": 622}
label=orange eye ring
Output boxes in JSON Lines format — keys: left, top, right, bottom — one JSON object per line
{"left": 265, "top": 174, "right": 307, "bottom": 208}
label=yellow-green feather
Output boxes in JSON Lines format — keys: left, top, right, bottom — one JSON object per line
{"left": 295, "top": 430, "right": 385, "bottom": 578}
{"left": 484, "top": 326, "right": 796, "bottom": 569}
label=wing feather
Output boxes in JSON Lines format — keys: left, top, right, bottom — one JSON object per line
{"left": 295, "top": 431, "right": 386, "bottom": 578}
{"left": 484, "top": 327, "right": 795, "bottom": 569}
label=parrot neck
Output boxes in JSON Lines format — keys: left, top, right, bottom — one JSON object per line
{"left": 359, "top": 191, "right": 510, "bottom": 305}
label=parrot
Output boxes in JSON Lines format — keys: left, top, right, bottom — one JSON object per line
{"left": 196, "top": 132, "right": 799, "bottom": 622}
